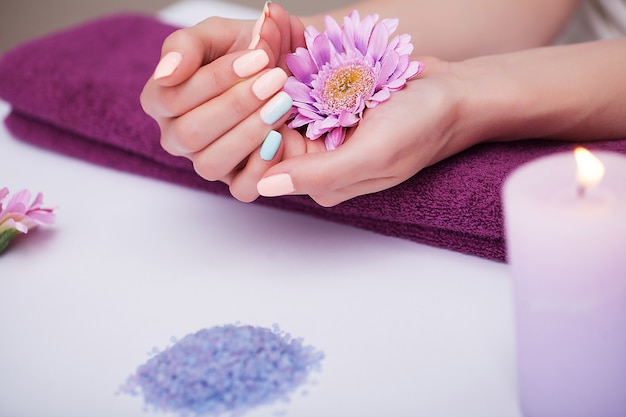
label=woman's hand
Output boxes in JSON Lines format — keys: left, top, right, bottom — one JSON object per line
{"left": 255, "top": 57, "right": 481, "bottom": 207}
{"left": 140, "top": 4, "right": 305, "bottom": 201}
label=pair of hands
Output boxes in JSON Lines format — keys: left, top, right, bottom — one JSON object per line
{"left": 141, "top": 4, "right": 470, "bottom": 206}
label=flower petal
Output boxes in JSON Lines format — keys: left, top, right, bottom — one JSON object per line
{"left": 376, "top": 50, "right": 399, "bottom": 88}
{"left": 341, "top": 11, "right": 360, "bottom": 53}
{"left": 0, "top": 187, "right": 9, "bottom": 203}
{"left": 401, "top": 60, "right": 424, "bottom": 81}
{"left": 325, "top": 127, "right": 346, "bottom": 150}
{"left": 324, "top": 15, "right": 344, "bottom": 53}
{"left": 289, "top": 114, "right": 313, "bottom": 129}
{"left": 338, "top": 110, "right": 361, "bottom": 127}
{"left": 367, "top": 22, "right": 389, "bottom": 62}
{"left": 298, "top": 107, "right": 326, "bottom": 121}
{"left": 25, "top": 210, "right": 56, "bottom": 225}
{"left": 310, "top": 34, "right": 333, "bottom": 69}
{"left": 286, "top": 48, "right": 318, "bottom": 84}
{"left": 356, "top": 14, "right": 376, "bottom": 55}
{"left": 393, "top": 34, "right": 414, "bottom": 56}
{"left": 381, "top": 18, "right": 399, "bottom": 35}
{"left": 304, "top": 25, "right": 321, "bottom": 52}
{"left": 284, "top": 77, "right": 314, "bottom": 103}
{"left": 367, "top": 87, "right": 391, "bottom": 106}
{"left": 384, "top": 78, "right": 407, "bottom": 90}
{"left": 389, "top": 54, "right": 410, "bottom": 81}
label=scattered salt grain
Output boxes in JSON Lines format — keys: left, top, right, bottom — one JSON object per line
{"left": 120, "top": 324, "right": 323, "bottom": 416}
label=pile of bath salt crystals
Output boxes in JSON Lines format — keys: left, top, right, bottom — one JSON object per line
{"left": 120, "top": 324, "right": 324, "bottom": 416}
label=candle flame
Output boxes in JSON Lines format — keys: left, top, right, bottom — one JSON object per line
{"left": 574, "top": 147, "right": 605, "bottom": 192}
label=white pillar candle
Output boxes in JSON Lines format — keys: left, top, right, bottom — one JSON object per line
{"left": 503, "top": 148, "right": 626, "bottom": 417}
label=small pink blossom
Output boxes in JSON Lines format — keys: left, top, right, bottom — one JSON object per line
{"left": 0, "top": 187, "right": 56, "bottom": 253}
{"left": 284, "top": 10, "right": 424, "bottom": 150}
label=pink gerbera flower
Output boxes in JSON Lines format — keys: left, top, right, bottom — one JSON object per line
{"left": 0, "top": 187, "right": 56, "bottom": 253}
{"left": 284, "top": 10, "right": 424, "bottom": 150}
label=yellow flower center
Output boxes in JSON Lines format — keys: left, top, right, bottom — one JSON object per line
{"left": 321, "top": 64, "right": 375, "bottom": 113}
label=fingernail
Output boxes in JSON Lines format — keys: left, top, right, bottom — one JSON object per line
{"left": 260, "top": 130, "right": 282, "bottom": 161}
{"left": 247, "top": 34, "right": 261, "bottom": 50}
{"left": 248, "top": 8, "right": 266, "bottom": 49}
{"left": 257, "top": 173, "right": 295, "bottom": 196}
{"left": 154, "top": 51, "right": 182, "bottom": 80}
{"left": 260, "top": 92, "right": 293, "bottom": 125}
{"left": 233, "top": 49, "right": 269, "bottom": 78}
{"left": 263, "top": 1, "right": 271, "bottom": 16}
{"left": 252, "top": 68, "right": 287, "bottom": 100}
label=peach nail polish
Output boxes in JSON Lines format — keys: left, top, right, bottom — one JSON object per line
{"left": 252, "top": 68, "right": 287, "bottom": 101}
{"left": 233, "top": 49, "right": 269, "bottom": 78}
{"left": 248, "top": 9, "right": 266, "bottom": 49}
{"left": 257, "top": 174, "right": 295, "bottom": 197}
{"left": 153, "top": 51, "right": 182, "bottom": 80}
{"left": 247, "top": 34, "right": 261, "bottom": 50}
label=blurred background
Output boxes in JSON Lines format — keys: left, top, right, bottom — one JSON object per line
{"left": 0, "top": 0, "right": 356, "bottom": 54}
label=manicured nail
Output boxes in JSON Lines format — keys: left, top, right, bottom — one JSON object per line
{"left": 154, "top": 51, "right": 182, "bottom": 80}
{"left": 233, "top": 49, "right": 269, "bottom": 78}
{"left": 252, "top": 68, "right": 287, "bottom": 100}
{"left": 260, "top": 130, "right": 282, "bottom": 161}
{"left": 247, "top": 34, "right": 261, "bottom": 50}
{"left": 257, "top": 173, "right": 295, "bottom": 196}
{"left": 260, "top": 92, "right": 293, "bottom": 125}
{"left": 248, "top": 8, "right": 266, "bottom": 49}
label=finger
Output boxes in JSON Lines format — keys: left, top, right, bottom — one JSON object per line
{"left": 142, "top": 48, "right": 271, "bottom": 119}
{"left": 308, "top": 176, "right": 403, "bottom": 207}
{"left": 228, "top": 130, "right": 285, "bottom": 202}
{"left": 264, "top": 4, "right": 294, "bottom": 70}
{"left": 162, "top": 67, "right": 289, "bottom": 155}
{"left": 256, "top": 133, "right": 384, "bottom": 197}
{"left": 152, "top": 18, "right": 251, "bottom": 87}
{"left": 189, "top": 91, "right": 293, "bottom": 180}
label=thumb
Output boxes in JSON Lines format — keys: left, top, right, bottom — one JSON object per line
{"left": 256, "top": 132, "right": 379, "bottom": 205}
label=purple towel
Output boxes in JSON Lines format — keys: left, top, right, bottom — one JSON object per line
{"left": 1, "top": 14, "right": 625, "bottom": 262}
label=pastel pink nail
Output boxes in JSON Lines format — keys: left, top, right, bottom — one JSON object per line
{"left": 153, "top": 51, "right": 182, "bottom": 80}
{"left": 252, "top": 68, "right": 287, "bottom": 100}
{"left": 248, "top": 10, "right": 266, "bottom": 49}
{"left": 233, "top": 49, "right": 269, "bottom": 78}
{"left": 257, "top": 174, "right": 295, "bottom": 197}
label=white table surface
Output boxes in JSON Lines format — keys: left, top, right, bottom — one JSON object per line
{"left": 0, "top": 2, "right": 520, "bottom": 416}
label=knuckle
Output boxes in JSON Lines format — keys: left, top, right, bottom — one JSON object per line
{"left": 228, "top": 92, "right": 253, "bottom": 120}
{"left": 229, "top": 183, "right": 259, "bottom": 203}
{"left": 206, "top": 64, "right": 233, "bottom": 91}
{"left": 155, "top": 87, "right": 186, "bottom": 117}
{"left": 169, "top": 117, "right": 204, "bottom": 153}
{"left": 192, "top": 153, "right": 223, "bottom": 182}
{"left": 161, "top": 28, "right": 193, "bottom": 53}
{"left": 140, "top": 79, "right": 186, "bottom": 118}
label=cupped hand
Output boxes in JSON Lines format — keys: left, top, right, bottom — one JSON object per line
{"left": 254, "top": 57, "right": 482, "bottom": 207}
{"left": 140, "top": 4, "right": 305, "bottom": 201}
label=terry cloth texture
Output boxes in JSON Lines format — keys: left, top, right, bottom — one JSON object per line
{"left": 1, "top": 14, "right": 625, "bottom": 262}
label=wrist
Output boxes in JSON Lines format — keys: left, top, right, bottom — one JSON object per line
{"left": 450, "top": 56, "right": 526, "bottom": 146}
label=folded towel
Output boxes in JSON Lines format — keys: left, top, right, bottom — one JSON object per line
{"left": 1, "top": 14, "right": 625, "bottom": 262}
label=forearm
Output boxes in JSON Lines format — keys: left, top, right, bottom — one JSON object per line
{"left": 458, "top": 37, "right": 626, "bottom": 145}
{"left": 300, "top": 0, "right": 581, "bottom": 60}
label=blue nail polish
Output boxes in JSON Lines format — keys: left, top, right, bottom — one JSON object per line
{"left": 260, "top": 130, "right": 282, "bottom": 161}
{"left": 260, "top": 92, "right": 293, "bottom": 125}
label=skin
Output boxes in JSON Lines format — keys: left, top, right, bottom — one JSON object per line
{"left": 140, "top": 0, "right": 626, "bottom": 206}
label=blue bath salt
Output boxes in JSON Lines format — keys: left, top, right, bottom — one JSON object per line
{"left": 120, "top": 324, "right": 323, "bottom": 416}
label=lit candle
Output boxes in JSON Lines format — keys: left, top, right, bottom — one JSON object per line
{"left": 503, "top": 148, "right": 626, "bottom": 417}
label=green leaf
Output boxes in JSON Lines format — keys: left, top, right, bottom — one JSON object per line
{"left": 0, "top": 229, "right": 21, "bottom": 254}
